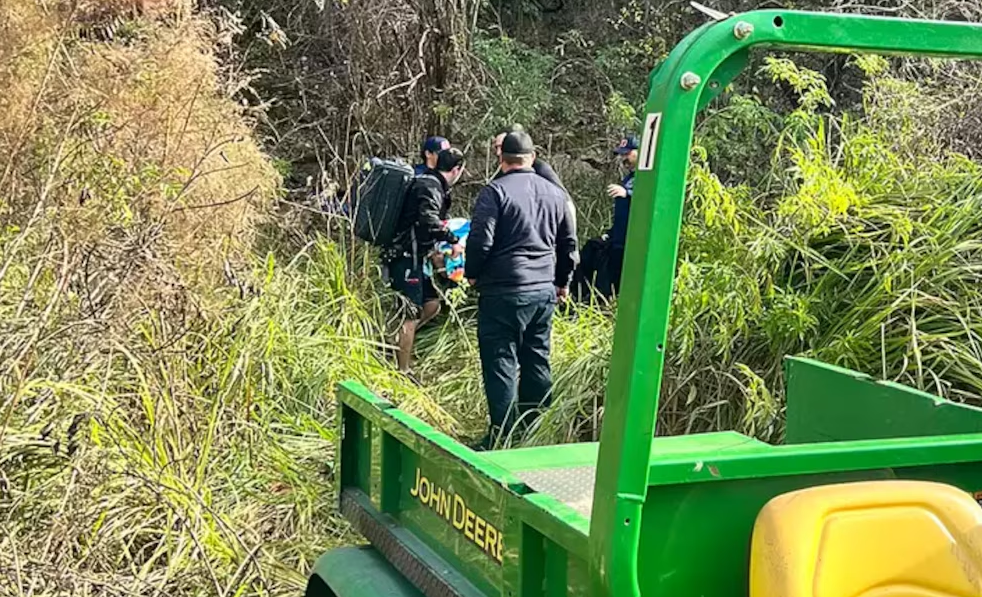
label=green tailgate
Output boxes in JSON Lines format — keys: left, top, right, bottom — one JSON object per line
{"left": 336, "top": 381, "right": 593, "bottom": 597}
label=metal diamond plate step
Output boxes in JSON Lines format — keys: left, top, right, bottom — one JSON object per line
{"left": 515, "top": 465, "right": 597, "bottom": 519}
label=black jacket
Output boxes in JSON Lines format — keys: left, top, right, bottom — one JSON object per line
{"left": 393, "top": 169, "right": 457, "bottom": 253}
{"left": 465, "top": 168, "right": 578, "bottom": 296}
{"left": 532, "top": 158, "right": 566, "bottom": 193}
{"left": 534, "top": 158, "right": 578, "bottom": 233}
{"left": 494, "top": 157, "right": 578, "bottom": 237}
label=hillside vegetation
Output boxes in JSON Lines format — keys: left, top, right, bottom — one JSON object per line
{"left": 3, "top": 0, "right": 982, "bottom": 596}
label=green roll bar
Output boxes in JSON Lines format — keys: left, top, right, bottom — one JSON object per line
{"left": 590, "top": 10, "right": 982, "bottom": 597}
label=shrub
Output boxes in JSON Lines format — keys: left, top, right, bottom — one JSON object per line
{"left": 467, "top": 35, "right": 557, "bottom": 143}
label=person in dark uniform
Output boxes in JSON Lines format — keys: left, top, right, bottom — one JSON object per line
{"left": 466, "top": 131, "right": 578, "bottom": 449}
{"left": 390, "top": 148, "right": 465, "bottom": 375}
{"left": 415, "top": 136, "right": 451, "bottom": 176}
{"left": 604, "top": 135, "right": 639, "bottom": 296}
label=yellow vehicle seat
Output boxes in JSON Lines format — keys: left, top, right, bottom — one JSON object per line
{"left": 749, "top": 480, "right": 982, "bottom": 597}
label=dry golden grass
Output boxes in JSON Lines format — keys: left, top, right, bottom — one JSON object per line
{"left": 0, "top": 2, "right": 57, "bottom": 160}
{"left": 63, "top": 18, "right": 277, "bottom": 302}
{"left": 1, "top": 0, "right": 278, "bottom": 323}
{"left": 74, "top": 0, "right": 192, "bottom": 22}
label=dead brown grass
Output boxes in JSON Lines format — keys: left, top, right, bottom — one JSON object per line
{"left": 1, "top": 0, "right": 278, "bottom": 331}
{"left": 73, "top": 0, "right": 192, "bottom": 22}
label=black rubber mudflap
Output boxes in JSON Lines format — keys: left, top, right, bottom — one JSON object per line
{"left": 340, "top": 489, "right": 484, "bottom": 597}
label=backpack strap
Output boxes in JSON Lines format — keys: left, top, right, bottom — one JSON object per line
{"left": 388, "top": 173, "right": 433, "bottom": 255}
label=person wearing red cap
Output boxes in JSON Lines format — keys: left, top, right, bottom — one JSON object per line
{"left": 604, "top": 134, "right": 639, "bottom": 296}
{"left": 416, "top": 136, "right": 451, "bottom": 176}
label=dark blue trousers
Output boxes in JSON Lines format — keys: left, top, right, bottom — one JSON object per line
{"left": 477, "top": 288, "right": 557, "bottom": 441}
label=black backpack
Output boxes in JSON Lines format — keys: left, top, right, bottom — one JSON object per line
{"left": 351, "top": 158, "right": 416, "bottom": 247}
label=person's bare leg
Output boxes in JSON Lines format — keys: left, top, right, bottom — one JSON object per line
{"left": 419, "top": 300, "right": 440, "bottom": 328}
{"left": 396, "top": 319, "right": 417, "bottom": 372}
{"left": 397, "top": 301, "right": 439, "bottom": 373}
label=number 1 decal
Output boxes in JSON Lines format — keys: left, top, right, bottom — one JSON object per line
{"left": 638, "top": 113, "right": 662, "bottom": 172}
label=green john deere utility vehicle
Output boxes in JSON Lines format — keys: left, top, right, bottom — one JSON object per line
{"left": 306, "top": 9, "right": 982, "bottom": 597}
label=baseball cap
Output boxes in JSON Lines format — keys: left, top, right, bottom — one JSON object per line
{"left": 613, "top": 135, "right": 640, "bottom": 155}
{"left": 501, "top": 131, "right": 535, "bottom": 156}
{"left": 436, "top": 147, "right": 466, "bottom": 172}
{"left": 421, "top": 136, "right": 450, "bottom": 155}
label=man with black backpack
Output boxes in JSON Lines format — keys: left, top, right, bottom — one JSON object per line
{"left": 389, "top": 148, "right": 466, "bottom": 375}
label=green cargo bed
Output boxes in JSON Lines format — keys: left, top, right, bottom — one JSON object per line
{"left": 330, "top": 356, "right": 982, "bottom": 596}
{"left": 483, "top": 433, "right": 771, "bottom": 519}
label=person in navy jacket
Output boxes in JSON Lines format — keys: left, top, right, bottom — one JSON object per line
{"left": 604, "top": 135, "right": 639, "bottom": 296}
{"left": 466, "top": 131, "right": 578, "bottom": 449}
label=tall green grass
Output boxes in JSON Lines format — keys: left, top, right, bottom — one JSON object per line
{"left": 657, "top": 58, "right": 982, "bottom": 439}
{"left": 1, "top": 237, "right": 468, "bottom": 596}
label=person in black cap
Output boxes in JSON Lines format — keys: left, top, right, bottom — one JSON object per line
{"left": 390, "top": 147, "right": 466, "bottom": 376}
{"left": 466, "top": 131, "right": 578, "bottom": 449}
{"left": 492, "top": 124, "right": 564, "bottom": 191}
{"left": 492, "top": 123, "right": 578, "bottom": 238}
{"left": 416, "top": 136, "right": 451, "bottom": 176}
{"left": 603, "top": 134, "right": 639, "bottom": 296}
